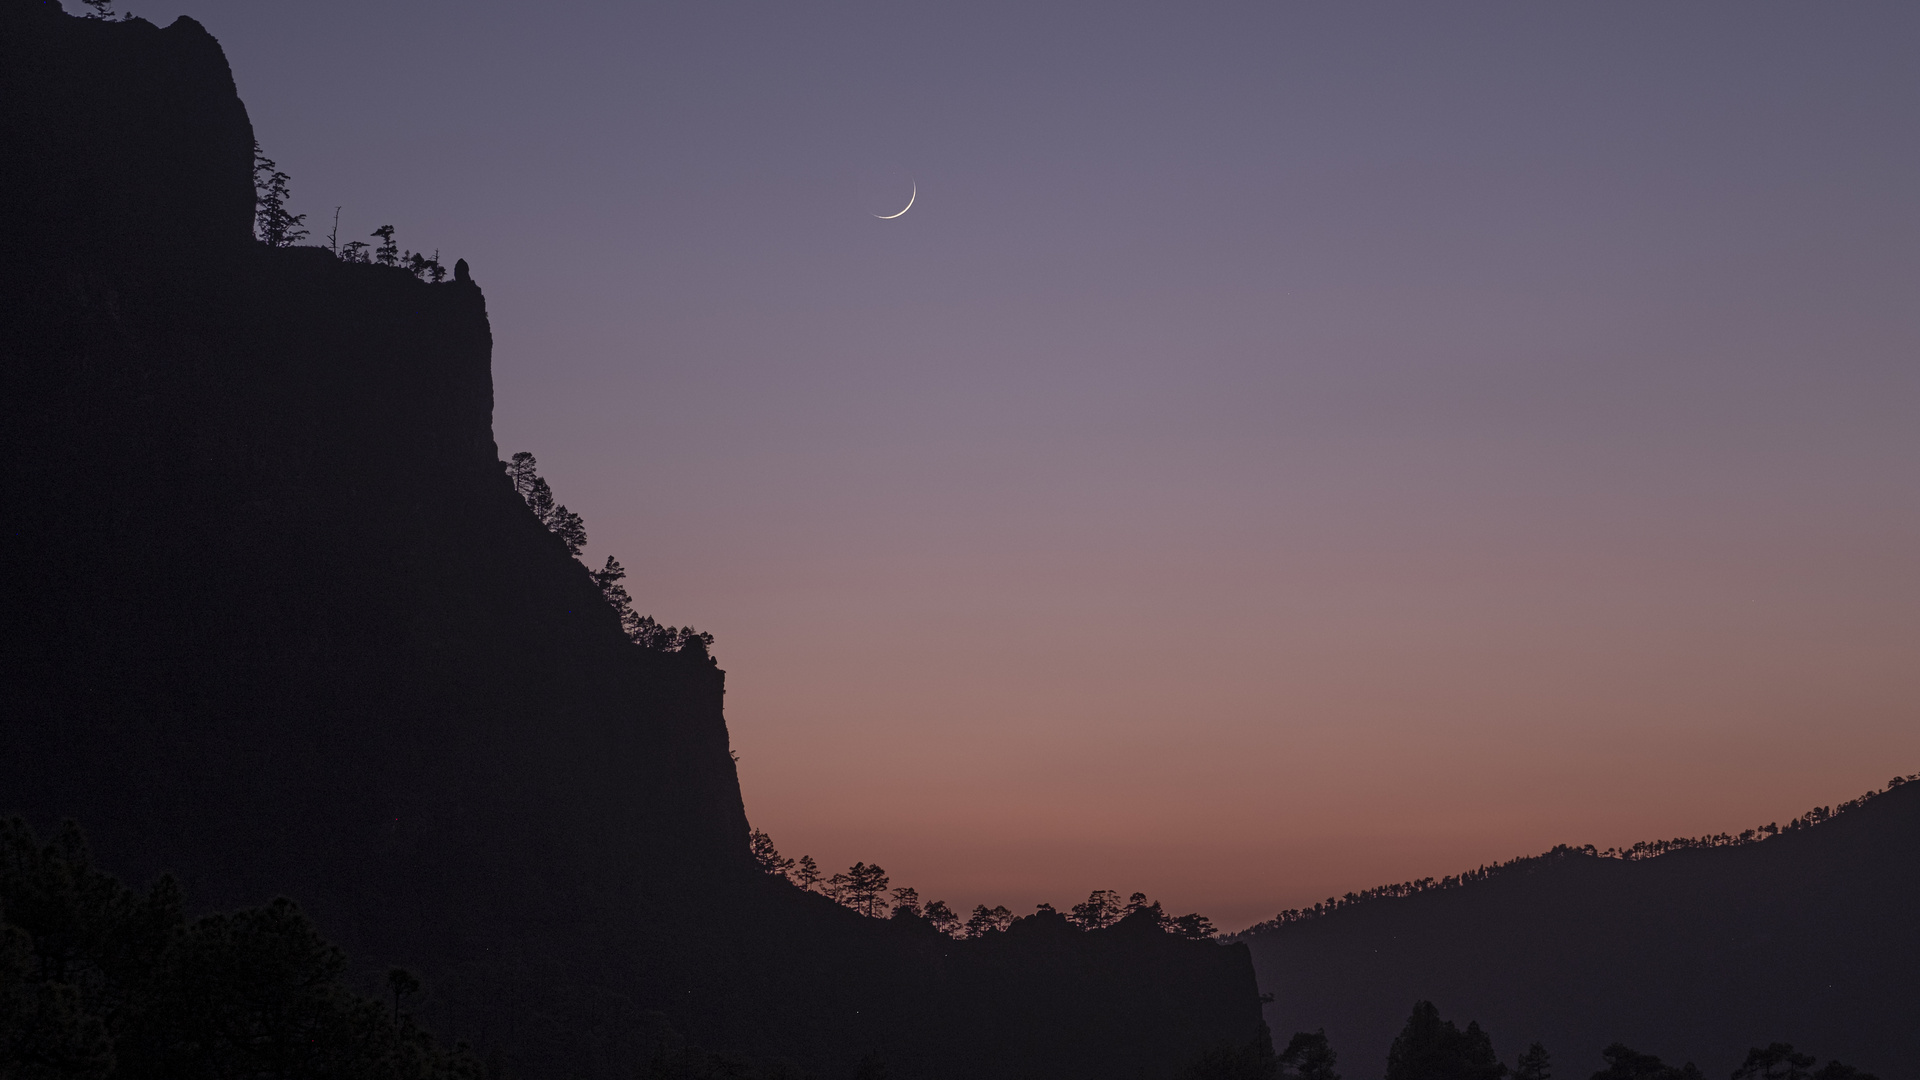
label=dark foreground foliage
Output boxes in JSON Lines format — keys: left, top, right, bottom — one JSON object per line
{"left": 1242, "top": 1003, "right": 1880, "bottom": 1080}
{"left": 0, "top": 815, "right": 1268, "bottom": 1080}
{"left": 1175, "top": 1027, "right": 1279, "bottom": 1080}
{"left": 0, "top": 819, "right": 475, "bottom": 1080}
{"left": 625, "top": 1013, "right": 815, "bottom": 1080}
{"left": 1385, "top": 1002, "right": 1505, "bottom": 1080}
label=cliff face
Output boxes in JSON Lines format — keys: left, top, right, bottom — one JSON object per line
{"left": 0, "top": 0, "right": 253, "bottom": 259}
{"left": 1243, "top": 782, "right": 1920, "bottom": 1079}
{"left": 0, "top": 0, "right": 750, "bottom": 923}
{"left": 0, "top": 5, "right": 1265, "bottom": 1077}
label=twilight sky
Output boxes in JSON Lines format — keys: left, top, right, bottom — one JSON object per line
{"left": 134, "top": 0, "right": 1920, "bottom": 930}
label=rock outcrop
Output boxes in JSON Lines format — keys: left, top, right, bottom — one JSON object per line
{"left": 0, "top": 4, "right": 1265, "bottom": 1076}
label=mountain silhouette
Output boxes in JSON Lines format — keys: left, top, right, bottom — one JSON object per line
{"left": 0, "top": 4, "right": 1263, "bottom": 1077}
{"left": 1238, "top": 779, "right": 1920, "bottom": 1078}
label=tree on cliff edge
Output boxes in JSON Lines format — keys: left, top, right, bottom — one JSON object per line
{"left": 252, "top": 143, "right": 308, "bottom": 247}
{"left": 509, "top": 452, "right": 718, "bottom": 654}
{"left": 827, "top": 863, "right": 890, "bottom": 918}
{"left": 750, "top": 828, "right": 795, "bottom": 880}
{"left": 506, "top": 452, "right": 587, "bottom": 557}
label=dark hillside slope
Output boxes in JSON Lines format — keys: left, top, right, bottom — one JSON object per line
{"left": 0, "top": 4, "right": 1263, "bottom": 1077}
{"left": 1243, "top": 781, "right": 1920, "bottom": 1079}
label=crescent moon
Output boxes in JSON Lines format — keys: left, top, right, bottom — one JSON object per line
{"left": 873, "top": 182, "right": 915, "bottom": 220}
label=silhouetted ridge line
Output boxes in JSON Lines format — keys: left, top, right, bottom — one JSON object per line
{"left": 505, "top": 450, "right": 716, "bottom": 655}
{"left": 253, "top": 132, "right": 447, "bottom": 279}
{"left": 748, "top": 828, "right": 1219, "bottom": 940}
{"left": 77, "top": 0, "right": 127, "bottom": 21}
{"left": 1233, "top": 772, "right": 1919, "bottom": 937}
{"left": 1243, "top": 769, "right": 1918, "bottom": 1075}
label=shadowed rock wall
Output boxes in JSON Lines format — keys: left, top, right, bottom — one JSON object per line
{"left": 0, "top": 4, "right": 1265, "bottom": 1077}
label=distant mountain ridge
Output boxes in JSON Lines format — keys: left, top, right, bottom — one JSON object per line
{"left": 1233, "top": 773, "right": 1919, "bottom": 936}
{"left": 1240, "top": 774, "right": 1920, "bottom": 1079}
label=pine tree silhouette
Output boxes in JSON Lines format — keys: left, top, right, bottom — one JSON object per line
{"left": 251, "top": 143, "right": 308, "bottom": 247}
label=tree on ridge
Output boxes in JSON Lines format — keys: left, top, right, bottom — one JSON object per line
{"left": 793, "top": 855, "right": 821, "bottom": 892}
{"left": 922, "top": 900, "right": 961, "bottom": 937}
{"left": 749, "top": 828, "right": 795, "bottom": 880}
{"left": 1069, "top": 889, "right": 1123, "bottom": 929}
{"left": 963, "top": 905, "right": 1012, "bottom": 938}
{"left": 827, "top": 863, "right": 890, "bottom": 918}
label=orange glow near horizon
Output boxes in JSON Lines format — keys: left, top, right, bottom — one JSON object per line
{"left": 165, "top": 0, "right": 1920, "bottom": 932}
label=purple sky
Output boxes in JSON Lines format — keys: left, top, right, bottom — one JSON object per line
{"left": 132, "top": 0, "right": 1920, "bottom": 930}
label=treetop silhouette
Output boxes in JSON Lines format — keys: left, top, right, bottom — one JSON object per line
{"left": 508, "top": 451, "right": 714, "bottom": 655}
{"left": 0, "top": 818, "right": 475, "bottom": 1079}
{"left": 507, "top": 451, "right": 587, "bottom": 557}
{"left": 964, "top": 905, "right": 1014, "bottom": 938}
{"left": 1069, "top": 888, "right": 1124, "bottom": 929}
{"left": 747, "top": 828, "right": 1219, "bottom": 943}
{"left": 1385, "top": 1000, "right": 1507, "bottom": 1080}
{"left": 1243, "top": 1018, "right": 1870, "bottom": 1080}
{"left": 252, "top": 142, "right": 307, "bottom": 248}
{"left": 1514, "top": 1043, "right": 1552, "bottom": 1080}
{"left": 1278, "top": 1028, "right": 1339, "bottom": 1080}
{"left": 248, "top": 144, "right": 450, "bottom": 280}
